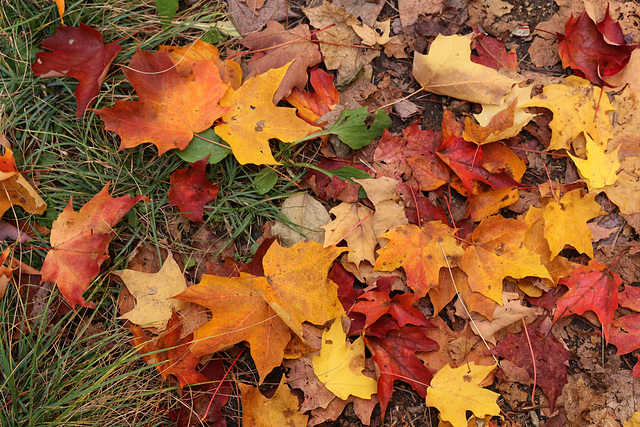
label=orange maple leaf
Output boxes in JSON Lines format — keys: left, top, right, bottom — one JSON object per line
{"left": 175, "top": 275, "right": 292, "bottom": 383}
{"left": 95, "top": 47, "right": 230, "bottom": 155}
{"left": 374, "top": 223, "right": 464, "bottom": 297}
{"left": 41, "top": 184, "right": 148, "bottom": 308}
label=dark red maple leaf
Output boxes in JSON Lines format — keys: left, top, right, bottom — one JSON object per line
{"left": 553, "top": 260, "right": 621, "bottom": 341}
{"left": 32, "top": 23, "right": 121, "bottom": 117}
{"left": 352, "top": 290, "right": 432, "bottom": 330}
{"left": 557, "top": 6, "right": 639, "bottom": 87}
{"left": 169, "top": 158, "right": 219, "bottom": 223}
{"left": 471, "top": 29, "right": 518, "bottom": 72}
{"left": 304, "top": 157, "right": 367, "bottom": 202}
{"left": 488, "top": 324, "right": 570, "bottom": 412}
{"left": 366, "top": 326, "right": 438, "bottom": 417}
{"left": 285, "top": 67, "right": 339, "bottom": 126}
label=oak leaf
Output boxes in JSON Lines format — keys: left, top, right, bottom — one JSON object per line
{"left": 241, "top": 21, "right": 322, "bottom": 102}
{"left": 488, "top": 325, "right": 570, "bottom": 411}
{"left": 542, "top": 188, "right": 606, "bottom": 258}
{"left": 374, "top": 223, "right": 464, "bottom": 297}
{"left": 41, "top": 184, "right": 148, "bottom": 308}
{"left": 95, "top": 48, "right": 230, "bottom": 155}
{"left": 558, "top": 6, "right": 639, "bottom": 87}
{"left": 255, "top": 240, "right": 347, "bottom": 337}
{"left": 460, "top": 215, "right": 551, "bottom": 304}
{"left": 425, "top": 362, "right": 500, "bottom": 427}
{"left": 115, "top": 252, "right": 189, "bottom": 330}
{"left": 365, "top": 325, "right": 438, "bottom": 416}
{"left": 553, "top": 260, "right": 621, "bottom": 341}
{"left": 214, "top": 62, "right": 317, "bottom": 165}
{"left": 174, "top": 274, "right": 291, "bottom": 383}
{"left": 240, "top": 378, "right": 308, "bottom": 427}
{"left": 168, "top": 158, "right": 219, "bottom": 223}
{"left": 32, "top": 23, "right": 121, "bottom": 116}
{"left": 312, "top": 316, "right": 377, "bottom": 400}
{"left": 0, "top": 148, "right": 46, "bottom": 218}
{"left": 521, "top": 76, "right": 614, "bottom": 151}
{"left": 569, "top": 132, "right": 620, "bottom": 190}
{"left": 413, "top": 34, "right": 522, "bottom": 105}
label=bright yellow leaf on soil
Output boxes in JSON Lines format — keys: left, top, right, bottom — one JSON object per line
{"left": 521, "top": 76, "right": 614, "bottom": 151}
{"left": 569, "top": 132, "right": 620, "bottom": 190}
{"left": 425, "top": 362, "right": 500, "bottom": 427}
{"left": 240, "top": 378, "right": 308, "bottom": 427}
{"left": 460, "top": 215, "right": 551, "bottom": 305}
{"left": 542, "top": 189, "right": 606, "bottom": 259}
{"left": 115, "top": 252, "right": 189, "bottom": 330}
{"left": 312, "top": 316, "right": 377, "bottom": 400}
{"left": 374, "top": 223, "right": 464, "bottom": 297}
{"left": 214, "top": 62, "right": 317, "bottom": 165}
{"left": 413, "top": 34, "right": 522, "bottom": 105}
{"left": 256, "top": 240, "right": 347, "bottom": 338}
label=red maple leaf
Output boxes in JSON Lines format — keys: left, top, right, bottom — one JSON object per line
{"left": 471, "top": 29, "right": 518, "bottom": 72}
{"left": 619, "top": 285, "right": 640, "bottom": 312}
{"left": 557, "top": 6, "right": 639, "bottom": 87}
{"left": 609, "top": 314, "right": 640, "bottom": 356}
{"left": 488, "top": 325, "right": 571, "bottom": 412}
{"left": 285, "top": 67, "right": 339, "bottom": 126}
{"left": 41, "top": 184, "right": 148, "bottom": 308}
{"left": 366, "top": 326, "right": 438, "bottom": 417}
{"left": 553, "top": 260, "right": 621, "bottom": 341}
{"left": 32, "top": 23, "right": 121, "bottom": 117}
{"left": 169, "top": 158, "right": 220, "bottom": 223}
{"left": 352, "top": 290, "right": 432, "bottom": 330}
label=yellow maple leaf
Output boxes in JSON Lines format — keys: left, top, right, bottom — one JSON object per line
{"left": 115, "top": 252, "right": 189, "bottom": 330}
{"left": 425, "top": 362, "right": 500, "bottom": 427}
{"left": 624, "top": 412, "right": 640, "bottom": 427}
{"left": 312, "top": 316, "right": 377, "bottom": 400}
{"left": 240, "top": 378, "right": 308, "bottom": 427}
{"left": 322, "top": 202, "right": 376, "bottom": 266}
{"left": 521, "top": 76, "right": 614, "bottom": 151}
{"left": 542, "top": 189, "right": 606, "bottom": 259}
{"left": 214, "top": 62, "right": 317, "bottom": 165}
{"left": 254, "top": 240, "right": 346, "bottom": 338}
{"left": 569, "top": 132, "right": 620, "bottom": 190}
{"left": 460, "top": 215, "right": 551, "bottom": 305}
{"left": 412, "top": 34, "right": 522, "bottom": 105}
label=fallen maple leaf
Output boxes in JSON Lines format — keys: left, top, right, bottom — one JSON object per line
{"left": 488, "top": 324, "right": 570, "bottom": 411}
{"left": 374, "top": 222, "right": 464, "bottom": 297}
{"left": 366, "top": 325, "right": 438, "bottom": 416}
{"left": 130, "top": 313, "right": 209, "bottom": 387}
{"left": 609, "top": 314, "right": 640, "bottom": 356}
{"left": 413, "top": 34, "right": 522, "bottom": 105}
{"left": 425, "top": 362, "right": 500, "bottom": 427}
{"left": 471, "top": 29, "right": 518, "bottom": 72}
{"left": 553, "top": 260, "right": 621, "bottom": 341}
{"left": 521, "top": 76, "right": 614, "bottom": 151}
{"left": 240, "top": 378, "right": 308, "bottom": 426}
{"left": 95, "top": 47, "right": 230, "bottom": 155}
{"left": 114, "top": 252, "right": 189, "bottom": 330}
{"left": 254, "top": 240, "right": 347, "bottom": 338}
{"left": 214, "top": 62, "right": 317, "bottom": 165}
{"left": 0, "top": 148, "right": 46, "bottom": 218}
{"left": 41, "top": 184, "right": 148, "bottom": 308}
{"left": 285, "top": 67, "right": 339, "bottom": 126}
{"left": 542, "top": 188, "right": 606, "bottom": 258}
{"left": 569, "top": 132, "right": 620, "bottom": 190}
{"left": 312, "top": 316, "right": 377, "bottom": 400}
{"left": 557, "top": 6, "right": 639, "bottom": 87}
{"left": 460, "top": 215, "right": 551, "bottom": 304}
{"left": 241, "top": 21, "right": 322, "bottom": 102}
{"left": 168, "top": 158, "right": 219, "bottom": 223}
{"left": 32, "top": 23, "right": 121, "bottom": 116}
{"left": 174, "top": 274, "right": 291, "bottom": 383}
{"left": 323, "top": 202, "right": 376, "bottom": 266}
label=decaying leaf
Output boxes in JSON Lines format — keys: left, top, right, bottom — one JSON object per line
{"left": 115, "top": 252, "right": 189, "bottom": 330}
{"left": 271, "top": 193, "right": 331, "bottom": 247}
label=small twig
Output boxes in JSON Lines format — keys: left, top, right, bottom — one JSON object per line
{"left": 521, "top": 318, "right": 538, "bottom": 406}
